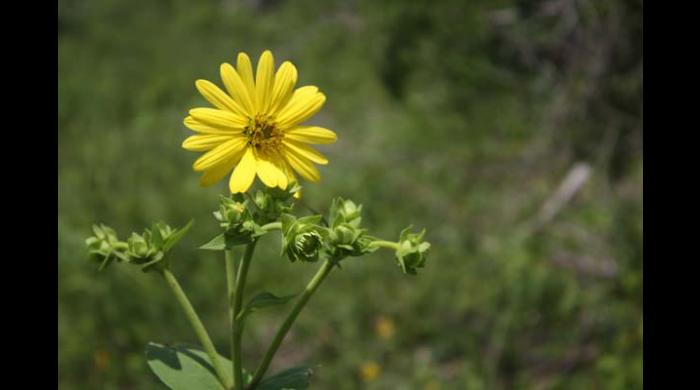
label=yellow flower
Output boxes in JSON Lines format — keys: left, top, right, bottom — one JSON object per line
{"left": 374, "top": 315, "right": 396, "bottom": 340}
{"left": 359, "top": 361, "right": 381, "bottom": 382}
{"left": 94, "top": 349, "right": 110, "bottom": 372}
{"left": 182, "top": 50, "right": 337, "bottom": 193}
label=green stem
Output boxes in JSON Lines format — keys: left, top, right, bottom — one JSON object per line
{"left": 162, "top": 268, "right": 233, "bottom": 389}
{"left": 247, "top": 259, "right": 335, "bottom": 389}
{"left": 260, "top": 221, "right": 282, "bottom": 232}
{"left": 369, "top": 240, "right": 400, "bottom": 251}
{"left": 232, "top": 241, "right": 258, "bottom": 390}
{"left": 225, "top": 249, "right": 237, "bottom": 387}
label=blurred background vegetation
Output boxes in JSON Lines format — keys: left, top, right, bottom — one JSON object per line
{"left": 58, "top": 0, "right": 642, "bottom": 388}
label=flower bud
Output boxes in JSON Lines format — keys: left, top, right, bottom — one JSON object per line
{"left": 291, "top": 231, "right": 324, "bottom": 262}
{"left": 394, "top": 227, "right": 431, "bottom": 275}
{"left": 281, "top": 214, "right": 327, "bottom": 263}
{"left": 215, "top": 195, "right": 249, "bottom": 228}
{"left": 329, "top": 197, "right": 363, "bottom": 227}
{"left": 127, "top": 232, "right": 151, "bottom": 259}
{"left": 254, "top": 190, "right": 270, "bottom": 212}
{"left": 329, "top": 224, "right": 362, "bottom": 249}
{"left": 252, "top": 184, "right": 300, "bottom": 223}
{"left": 85, "top": 224, "right": 129, "bottom": 270}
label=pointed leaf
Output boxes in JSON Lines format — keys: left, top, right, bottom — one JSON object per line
{"left": 199, "top": 234, "right": 227, "bottom": 251}
{"left": 164, "top": 220, "right": 194, "bottom": 252}
{"left": 238, "top": 291, "right": 298, "bottom": 321}
{"left": 258, "top": 365, "right": 313, "bottom": 390}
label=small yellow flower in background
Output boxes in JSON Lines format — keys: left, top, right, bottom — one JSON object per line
{"left": 359, "top": 361, "right": 381, "bottom": 382}
{"left": 182, "top": 50, "right": 337, "bottom": 193}
{"left": 375, "top": 315, "right": 396, "bottom": 340}
{"left": 94, "top": 349, "right": 110, "bottom": 372}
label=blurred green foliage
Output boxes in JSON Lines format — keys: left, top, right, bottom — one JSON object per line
{"left": 59, "top": 0, "right": 642, "bottom": 388}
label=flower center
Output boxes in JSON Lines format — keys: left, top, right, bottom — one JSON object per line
{"left": 244, "top": 114, "right": 283, "bottom": 157}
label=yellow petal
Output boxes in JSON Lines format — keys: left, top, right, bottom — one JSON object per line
{"left": 189, "top": 108, "right": 248, "bottom": 129}
{"left": 200, "top": 157, "right": 238, "bottom": 187}
{"left": 256, "top": 157, "right": 283, "bottom": 188}
{"left": 182, "top": 134, "right": 239, "bottom": 152}
{"left": 273, "top": 155, "right": 290, "bottom": 189}
{"left": 193, "top": 137, "right": 247, "bottom": 171}
{"left": 267, "top": 154, "right": 289, "bottom": 189}
{"left": 195, "top": 79, "right": 248, "bottom": 117}
{"left": 276, "top": 166, "right": 288, "bottom": 189}
{"left": 255, "top": 50, "right": 275, "bottom": 115}
{"left": 229, "top": 147, "right": 257, "bottom": 193}
{"left": 276, "top": 88, "right": 326, "bottom": 129}
{"left": 276, "top": 160, "right": 300, "bottom": 197}
{"left": 283, "top": 140, "right": 328, "bottom": 165}
{"left": 269, "top": 61, "right": 298, "bottom": 114}
{"left": 276, "top": 86, "right": 317, "bottom": 117}
{"left": 236, "top": 52, "right": 257, "bottom": 109}
{"left": 220, "top": 63, "right": 255, "bottom": 116}
{"left": 284, "top": 126, "right": 337, "bottom": 144}
{"left": 284, "top": 148, "right": 320, "bottom": 182}
{"left": 184, "top": 116, "right": 243, "bottom": 135}
{"left": 276, "top": 157, "right": 296, "bottom": 184}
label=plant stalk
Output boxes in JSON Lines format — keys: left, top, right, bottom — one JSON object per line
{"left": 162, "top": 268, "right": 233, "bottom": 389}
{"left": 225, "top": 249, "right": 237, "bottom": 387}
{"left": 247, "top": 259, "right": 335, "bottom": 389}
{"left": 232, "top": 240, "right": 258, "bottom": 389}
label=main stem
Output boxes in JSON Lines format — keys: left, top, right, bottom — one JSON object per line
{"left": 225, "top": 249, "right": 237, "bottom": 387}
{"left": 247, "top": 259, "right": 335, "bottom": 389}
{"left": 232, "top": 240, "right": 257, "bottom": 390}
{"left": 162, "top": 268, "right": 233, "bottom": 389}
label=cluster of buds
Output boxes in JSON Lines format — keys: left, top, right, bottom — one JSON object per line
{"left": 212, "top": 195, "right": 265, "bottom": 246}
{"left": 204, "top": 185, "right": 302, "bottom": 250}
{"left": 251, "top": 183, "right": 300, "bottom": 223}
{"left": 85, "top": 221, "right": 192, "bottom": 272}
{"left": 277, "top": 195, "right": 431, "bottom": 272}
{"left": 326, "top": 198, "right": 376, "bottom": 260}
{"left": 280, "top": 198, "right": 377, "bottom": 264}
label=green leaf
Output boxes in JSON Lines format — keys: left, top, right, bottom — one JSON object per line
{"left": 145, "top": 342, "right": 228, "bottom": 390}
{"left": 238, "top": 291, "right": 298, "bottom": 321}
{"left": 258, "top": 365, "right": 313, "bottom": 390}
{"left": 199, "top": 234, "right": 228, "bottom": 251}
{"left": 146, "top": 342, "right": 251, "bottom": 389}
{"left": 164, "top": 220, "right": 194, "bottom": 252}
{"left": 199, "top": 229, "right": 261, "bottom": 251}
